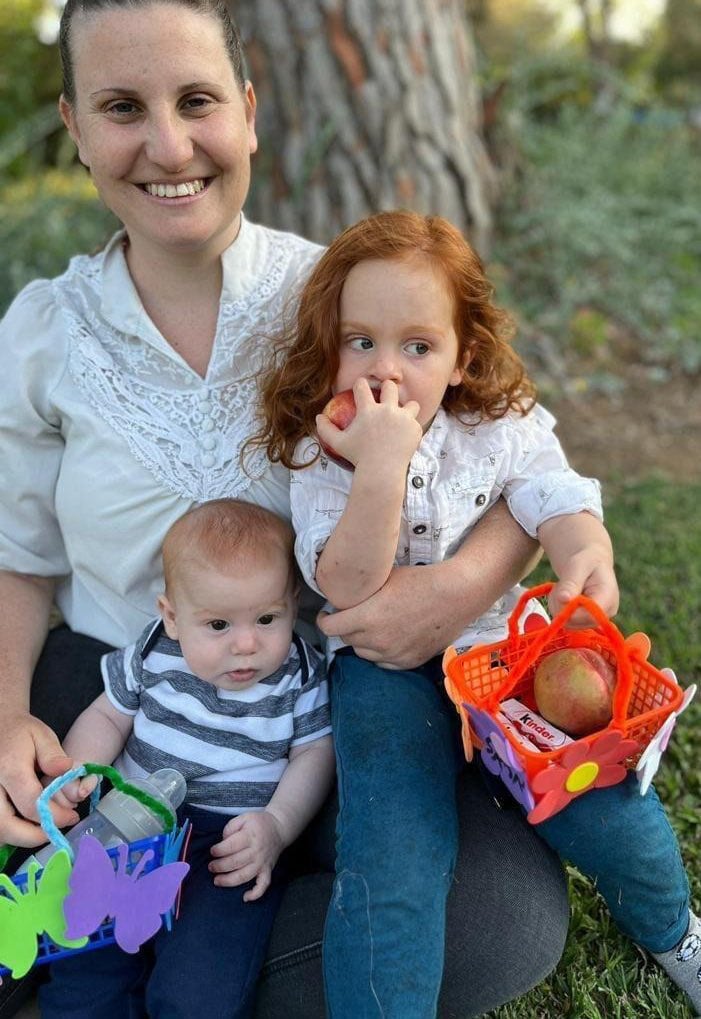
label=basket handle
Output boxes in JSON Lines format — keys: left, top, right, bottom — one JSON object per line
{"left": 0, "top": 763, "right": 176, "bottom": 868}
{"left": 489, "top": 582, "right": 633, "bottom": 723}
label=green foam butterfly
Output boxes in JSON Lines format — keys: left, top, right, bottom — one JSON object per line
{"left": 0, "top": 851, "right": 88, "bottom": 978}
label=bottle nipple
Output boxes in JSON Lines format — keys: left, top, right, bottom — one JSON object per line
{"left": 144, "top": 768, "right": 187, "bottom": 810}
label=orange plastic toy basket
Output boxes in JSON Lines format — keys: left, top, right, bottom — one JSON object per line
{"left": 443, "top": 583, "right": 693, "bottom": 824}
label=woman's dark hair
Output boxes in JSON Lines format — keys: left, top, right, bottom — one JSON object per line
{"left": 59, "top": 0, "right": 247, "bottom": 104}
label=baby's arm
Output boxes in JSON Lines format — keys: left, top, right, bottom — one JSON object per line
{"left": 538, "top": 511, "right": 618, "bottom": 622}
{"left": 52, "top": 693, "right": 133, "bottom": 809}
{"left": 314, "top": 378, "right": 422, "bottom": 608}
{"left": 208, "top": 735, "right": 335, "bottom": 900}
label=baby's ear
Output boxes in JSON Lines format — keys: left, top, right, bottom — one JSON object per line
{"left": 157, "top": 594, "right": 179, "bottom": 640}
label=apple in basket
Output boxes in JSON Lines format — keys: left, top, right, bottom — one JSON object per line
{"left": 533, "top": 648, "right": 617, "bottom": 737}
{"left": 319, "top": 388, "right": 381, "bottom": 469}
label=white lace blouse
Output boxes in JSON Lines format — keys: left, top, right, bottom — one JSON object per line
{"left": 0, "top": 217, "right": 322, "bottom": 647}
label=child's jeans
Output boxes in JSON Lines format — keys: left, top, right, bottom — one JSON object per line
{"left": 39, "top": 805, "right": 286, "bottom": 1019}
{"left": 324, "top": 648, "right": 690, "bottom": 1019}
{"left": 535, "top": 772, "right": 690, "bottom": 953}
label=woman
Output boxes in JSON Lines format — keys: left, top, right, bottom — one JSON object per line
{"left": 0, "top": 1, "right": 568, "bottom": 1016}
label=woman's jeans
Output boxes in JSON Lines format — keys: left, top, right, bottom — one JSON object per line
{"left": 39, "top": 807, "right": 285, "bottom": 1019}
{"left": 325, "top": 649, "right": 690, "bottom": 1019}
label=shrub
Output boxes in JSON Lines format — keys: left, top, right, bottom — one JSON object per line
{"left": 0, "top": 170, "right": 117, "bottom": 312}
{"left": 490, "top": 60, "right": 701, "bottom": 376}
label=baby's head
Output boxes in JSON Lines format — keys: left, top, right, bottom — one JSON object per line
{"left": 257, "top": 210, "right": 534, "bottom": 468}
{"left": 158, "top": 499, "right": 298, "bottom": 692}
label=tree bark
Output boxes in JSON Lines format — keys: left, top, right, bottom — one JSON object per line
{"left": 233, "top": 0, "right": 495, "bottom": 253}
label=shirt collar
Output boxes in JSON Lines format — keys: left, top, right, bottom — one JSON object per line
{"left": 98, "top": 213, "right": 262, "bottom": 345}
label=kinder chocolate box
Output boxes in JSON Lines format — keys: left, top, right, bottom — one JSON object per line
{"left": 500, "top": 698, "right": 574, "bottom": 751}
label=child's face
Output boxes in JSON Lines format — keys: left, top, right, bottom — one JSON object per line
{"left": 334, "top": 254, "right": 464, "bottom": 430}
{"left": 158, "top": 555, "right": 297, "bottom": 692}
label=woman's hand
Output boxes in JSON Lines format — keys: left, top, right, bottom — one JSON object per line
{"left": 318, "top": 563, "right": 467, "bottom": 669}
{"left": 0, "top": 711, "right": 77, "bottom": 847}
{"left": 318, "top": 499, "right": 541, "bottom": 669}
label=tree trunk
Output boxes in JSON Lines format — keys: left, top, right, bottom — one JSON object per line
{"left": 232, "top": 0, "right": 495, "bottom": 254}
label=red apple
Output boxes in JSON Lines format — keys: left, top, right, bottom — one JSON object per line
{"left": 533, "top": 648, "right": 617, "bottom": 737}
{"left": 319, "top": 387, "right": 381, "bottom": 470}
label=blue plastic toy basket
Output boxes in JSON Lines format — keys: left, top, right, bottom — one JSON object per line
{"left": 0, "top": 764, "right": 190, "bottom": 979}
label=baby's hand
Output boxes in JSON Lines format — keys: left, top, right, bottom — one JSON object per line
{"left": 549, "top": 555, "right": 619, "bottom": 626}
{"left": 209, "top": 811, "right": 285, "bottom": 901}
{"left": 46, "top": 771, "right": 98, "bottom": 811}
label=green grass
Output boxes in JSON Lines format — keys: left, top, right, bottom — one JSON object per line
{"left": 487, "top": 479, "right": 701, "bottom": 1018}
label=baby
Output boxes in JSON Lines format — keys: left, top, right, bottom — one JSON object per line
{"left": 41, "top": 498, "right": 334, "bottom": 1019}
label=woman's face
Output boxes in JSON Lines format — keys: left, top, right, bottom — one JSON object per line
{"left": 59, "top": 2, "right": 257, "bottom": 260}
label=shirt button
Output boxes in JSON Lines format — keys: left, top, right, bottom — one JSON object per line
{"left": 201, "top": 453, "right": 216, "bottom": 468}
{"left": 201, "top": 436, "right": 216, "bottom": 451}
{"left": 411, "top": 476, "right": 424, "bottom": 489}
{"left": 198, "top": 399, "right": 212, "bottom": 414}
{"left": 475, "top": 493, "right": 487, "bottom": 506}
{"left": 413, "top": 524, "right": 427, "bottom": 535}
{"left": 201, "top": 417, "right": 215, "bottom": 432}
{"left": 415, "top": 561, "right": 426, "bottom": 566}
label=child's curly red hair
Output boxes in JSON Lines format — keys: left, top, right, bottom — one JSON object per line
{"left": 254, "top": 210, "right": 535, "bottom": 469}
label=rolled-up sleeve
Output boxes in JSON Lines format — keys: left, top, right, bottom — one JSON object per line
{"left": 0, "top": 282, "right": 71, "bottom": 577}
{"left": 501, "top": 405, "right": 603, "bottom": 538}
{"left": 290, "top": 440, "right": 352, "bottom": 594}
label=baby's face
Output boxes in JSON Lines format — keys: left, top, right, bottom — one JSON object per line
{"left": 160, "top": 556, "right": 297, "bottom": 692}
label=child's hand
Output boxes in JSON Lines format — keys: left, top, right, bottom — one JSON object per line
{"left": 209, "top": 811, "right": 285, "bottom": 901}
{"left": 46, "top": 769, "right": 98, "bottom": 811}
{"left": 316, "top": 378, "right": 422, "bottom": 470}
{"left": 549, "top": 554, "right": 619, "bottom": 626}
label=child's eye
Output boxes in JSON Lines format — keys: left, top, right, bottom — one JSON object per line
{"left": 208, "top": 619, "right": 229, "bottom": 632}
{"left": 257, "top": 614, "right": 276, "bottom": 626}
{"left": 348, "top": 336, "right": 374, "bottom": 351}
{"left": 405, "top": 341, "right": 430, "bottom": 356}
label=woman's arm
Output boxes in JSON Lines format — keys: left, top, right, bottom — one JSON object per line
{"left": 0, "top": 570, "right": 78, "bottom": 846}
{"left": 318, "top": 499, "right": 541, "bottom": 669}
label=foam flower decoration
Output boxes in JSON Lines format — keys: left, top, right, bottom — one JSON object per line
{"left": 636, "top": 676, "right": 696, "bottom": 796}
{"left": 527, "top": 730, "right": 639, "bottom": 825}
{"left": 466, "top": 705, "right": 534, "bottom": 813}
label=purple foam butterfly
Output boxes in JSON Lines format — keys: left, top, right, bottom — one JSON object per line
{"left": 63, "top": 836, "right": 189, "bottom": 954}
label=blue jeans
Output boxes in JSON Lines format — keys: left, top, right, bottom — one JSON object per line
{"left": 535, "top": 772, "right": 690, "bottom": 953}
{"left": 39, "top": 806, "right": 286, "bottom": 1019}
{"left": 323, "top": 651, "right": 569, "bottom": 1019}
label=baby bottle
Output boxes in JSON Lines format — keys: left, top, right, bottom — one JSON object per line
{"left": 15, "top": 767, "right": 187, "bottom": 874}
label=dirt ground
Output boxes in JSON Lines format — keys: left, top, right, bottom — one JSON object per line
{"left": 545, "top": 366, "right": 701, "bottom": 484}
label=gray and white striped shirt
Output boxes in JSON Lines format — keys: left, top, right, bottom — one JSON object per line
{"left": 103, "top": 620, "right": 331, "bottom": 815}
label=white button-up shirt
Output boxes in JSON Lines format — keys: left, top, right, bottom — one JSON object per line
{"left": 291, "top": 405, "right": 603, "bottom": 653}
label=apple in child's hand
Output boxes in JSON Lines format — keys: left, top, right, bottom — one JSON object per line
{"left": 319, "top": 387, "right": 381, "bottom": 470}
{"left": 533, "top": 648, "right": 617, "bottom": 737}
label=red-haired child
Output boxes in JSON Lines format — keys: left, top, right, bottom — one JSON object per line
{"left": 256, "top": 211, "right": 697, "bottom": 1019}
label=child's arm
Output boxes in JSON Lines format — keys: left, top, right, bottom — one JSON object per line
{"left": 314, "top": 378, "right": 422, "bottom": 608}
{"left": 51, "top": 693, "right": 133, "bottom": 808}
{"left": 208, "top": 735, "right": 335, "bottom": 900}
{"left": 538, "top": 511, "right": 618, "bottom": 623}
